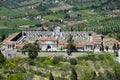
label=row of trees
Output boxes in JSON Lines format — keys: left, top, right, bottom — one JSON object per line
{"left": 62, "top": 17, "right": 120, "bottom": 35}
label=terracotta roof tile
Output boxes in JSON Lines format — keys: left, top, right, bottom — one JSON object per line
{"left": 58, "top": 42, "right": 64, "bottom": 45}
{"left": 118, "top": 42, "right": 120, "bottom": 45}
{"left": 93, "top": 33, "right": 101, "bottom": 43}
{"left": 37, "top": 41, "right": 43, "bottom": 44}
{"left": 64, "top": 43, "right": 83, "bottom": 47}
{"left": 2, "top": 32, "right": 20, "bottom": 45}
{"left": 103, "top": 38, "right": 118, "bottom": 42}
{"left": 75, "top": 44, "right": 83, "bottom": 47}
{"left": 64, "top": 44, "right": 68, "bottom": 47}
{"left": 15, "top": 43, "right": 25, "bottom": 47}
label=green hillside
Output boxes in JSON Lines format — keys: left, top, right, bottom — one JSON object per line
{"left": 0, "top": 0, "right": 120, "bottom": 40}
{"left": 0, "top": 53, "right": 120, "bottom": 80}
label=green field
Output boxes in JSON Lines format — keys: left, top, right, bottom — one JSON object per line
{"left": 0, "top": 29, "right": 21, "bottom": 36}
{"left": 0, "top": 18, "right": 40, "bottom": 27}
{"left": 0, "top": 0, "right": 120, "bottom": 40}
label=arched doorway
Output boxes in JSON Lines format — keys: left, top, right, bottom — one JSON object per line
{"left": 47, "top": 45, "right": 51, "bottom": 50}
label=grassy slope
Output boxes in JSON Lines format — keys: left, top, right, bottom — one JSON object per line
{"left": 0, "top": 53, "right": 120, "bottom": 80}
{"left": 0, "top": 29, "right": 21, "bottom": 36}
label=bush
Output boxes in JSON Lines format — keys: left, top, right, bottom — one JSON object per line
{"left": 49, "top": 72, "right": 54, "bottom": 80}
{"left": 52, "top": 57, "right": 60, "bottom": 64}
{"left": 0, "top": 51, "right": 6, "bottom": 65}
{"left": 70, "top": 68, "right": 77, "bottom": 80}
{"left": 44, "top": 59, "right": 52, "bottom": 65}
{"left": 70, "top": 58, "right": 77, "bottom": 65}
{"left": 7, "top": 73, "right": 24, "bottom": 80}
{"left": 28, "top": 59, "right": 36, "bottom": 66}
{"left": 28, "top": 51, "right": 38, "bottom": 59}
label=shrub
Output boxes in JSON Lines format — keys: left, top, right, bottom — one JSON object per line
{"left": 7, "top": 73, "right": 24, "bottom": 80}
{"left": 28, "top": 51, "right": 38, "bottom": 59}
{"left": 28, "top": 59, "right": 36, "bottom": 66}
{"left": 51, "top": 57, "right": 60, "bottom": 64}
{"left": 49, "top": 72, "right": 54, "bottom": 80}
{"left": 44, "top": 59, "right": 52, "bottom": 65}
{"left": 70, "top": 58, "right": 77, "bottom": 65}
{"left": 70, "top": 68, "right": 77, "bottom": 80}
{"left": 0, "top": 51, "right": 6, "bottom": 65}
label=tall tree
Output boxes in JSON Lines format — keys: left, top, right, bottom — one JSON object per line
{"left": 66, "top": 34, "right": 77, "bottom": 55}
{"left": 22, "top": 43, "right": 38, "bottom": 59}
{"left": 49, "top": 72, "right": 54, "bottom": 80}
{"left": 100, "top": 42, "right": 104, "bottom": 52}
{"left": 0, "top": 51, "right": 6, "bottom": 65}
{"left": 105, "top": 46, "right": 109, "bottom": 52}
{"left": 1, "top": 34, "right": 6, "bottom": 41}
{"left": 113, "top": 43, "right": 117, "bottom": 53}
{"left": 70, "top": 68, "right": 77, "bottom": 80}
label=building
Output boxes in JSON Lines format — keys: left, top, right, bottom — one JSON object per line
{"left": 103, "top": 38, "right": 118, "bottom": 50}
{"left": 2, "top": 27, "right": 102, "bottom": 51}
{"left": 103, "top": 38, "right": 120, "bottom": 52}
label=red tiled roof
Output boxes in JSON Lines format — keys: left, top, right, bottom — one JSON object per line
{"left": 64, "top": 43, "right": 83, "bottom": 47}
{"left": 2, "top": 32, "right": 20, "bottom": 45}
{"left": 64, "top": 44, "right": 68, "bottom": 47}
{"left": 15, "top": 43, "right": 25, "bottom": 47}
{"left": 41, "top": 38, "right": 57, "bottom": 41}
{"left": 118, "top": 42, "right": 120, "bottom": 45}
{"left": 58, "top": 42, "right": 64, "bottom": 45}
{"left": 75, "top": 44, "right": 83, "bottom": 47}
{"left": 93, "top": 33, "right": 101, "bottom": 43}
{"left": 37, "top": 41, "right": 43, "bottom": 44}
{"left": 103, "top": 38, "right": 118, "bottom": 42}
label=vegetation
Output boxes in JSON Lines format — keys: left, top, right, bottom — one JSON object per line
{"left": 70, "top": 58, "right": 77, "bottom": 65}
{"left": 0, "top": 0, "right": 119, "bottom": 40}
{"left": 70, "top": 68, "right": 77, "bottom": 80}
{"left": 0, "top": 51, "right": 6, "bottom": 65}
{"left": 0, "top": 52, "right": 120, "bottom": 80}
{"left": 22, "top": 43, "right": 39, "bottom": 59}
{"left": 0, "top": 0, "right": 120, "bottom": 80}
{"left": 49, "top": 72, "right": 54, "bottom": 80}
{"left": 0, "top": 34, "right": 6, "bottom": 41}
{"left": 66, "top": 34, "right": 77, "bottom": 55}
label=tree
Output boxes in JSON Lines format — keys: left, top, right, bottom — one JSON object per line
{"left": 113, "top": 43, "right": 117, "bottom": 53}
{"left": 22, "top": 43, "right": 39, "bottom": 59}
{"left": 7, "top": 73, "right": 24, "bottom": 80}
{"left": 105, "top": 46, "right": 109, "bottom": 52}
{"left": 52, "top": 56, "right": 59, "bottom": 64}
{"left": 1, "top": 34, "right": 6, "bottom": 41}
{"left": 28, "top": 51, "right": 38, "bottom": 59}
{"left": 100, "top": 42, "right": 104, "bottom": 52}
{"left": 70, "top": 68, "right": 77, "bottom": 80}
{"left": 49, "top": 72, "right": 54, "bottom": 80}
{"left": 70, "top": 58, "right": 77, "bottom": 65}
{"left": 0, "top": 51, "right": 6, "bottom": 65}
{"left": 117, "top": 44, "right": 119, "bottom": 50}
{"left": 66, "top": 34, "right": 77, "bottom": 55}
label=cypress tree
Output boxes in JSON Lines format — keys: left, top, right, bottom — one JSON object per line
{"left": 70, "top": 68, "right": 77, "bottom": 80}
{"left": 49, "top": 72, "right": 54, "bottom": 80}
{"left": 1, "top": 34, "right": 6, "bottom": 41}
